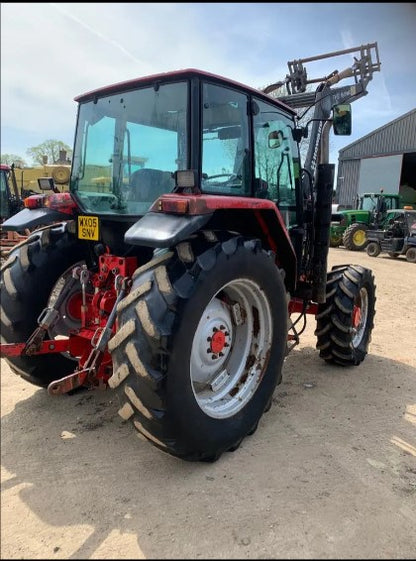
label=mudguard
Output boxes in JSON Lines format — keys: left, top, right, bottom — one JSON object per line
{"left": 124, "top": 211, "right": 212, "bottom": 247}
{"left": 0, "top": 208, "right": 70, "bottom": 232}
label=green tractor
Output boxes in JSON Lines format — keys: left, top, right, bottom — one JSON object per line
{"left": 330, "top": 192, "right": 401, "bottom": 250}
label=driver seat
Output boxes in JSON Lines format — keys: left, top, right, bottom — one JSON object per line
{"left": 129, "top": 168, "right": 174, "bottom": 202}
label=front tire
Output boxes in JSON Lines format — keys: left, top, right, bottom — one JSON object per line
{"left": 342, "top": 223, "right": 368, "bottom": 251}
{"left": 329, "top": 232, "right": 342, "bottom": 248}
{"left": 366, "top": 241, "right": 381, "bottom": 257}
{"left": 406, "top": 247, "right": 416, "bottom": 263}
{"left": 109, "top": 233, "right": 288, "bottom": 461}
{"left": 315, "top": 264, "right": 376, "bottom": 366}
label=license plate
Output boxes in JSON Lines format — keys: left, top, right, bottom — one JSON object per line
{"left": 78, "top": 215, "right": 99, "bottom": 240}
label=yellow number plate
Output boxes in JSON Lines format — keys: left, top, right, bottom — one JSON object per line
{"left": 78, "top": 216, "right": 99, "bottom": 240}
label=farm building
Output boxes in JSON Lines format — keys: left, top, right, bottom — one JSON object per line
{"left": 335, "top": 108, "right": 416, "bottom": 207}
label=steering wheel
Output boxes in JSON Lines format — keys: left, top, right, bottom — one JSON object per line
{"left": 203, "top": 173, "right": 239, "bottom": 184}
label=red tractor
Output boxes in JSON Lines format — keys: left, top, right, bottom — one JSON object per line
{"left": 0, "top": 44, "right": 380, "bottom": 462}
{"left": 1, "top": 163, "right": 40, "bottom": 257}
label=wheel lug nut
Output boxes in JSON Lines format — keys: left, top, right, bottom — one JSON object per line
{"left": 211, "top": 354, "right": 218, "bottom": 360}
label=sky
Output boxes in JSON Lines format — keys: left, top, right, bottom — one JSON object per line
{"left": 1, "top": 2, "right": 416, "bottom": 167}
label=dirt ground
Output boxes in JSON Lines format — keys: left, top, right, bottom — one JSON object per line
{"left": 1, "top": 247, "right": 415, "bottom": 560}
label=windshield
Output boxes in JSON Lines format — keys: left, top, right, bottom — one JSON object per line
{"left": 360, "top": 196, "right": 376, "bottom": 212}
{"left": 71, "top": 81, "right": 188, "bottom": 215}
{"left": 360, "top": 194, "right": 398, "bottom": 212}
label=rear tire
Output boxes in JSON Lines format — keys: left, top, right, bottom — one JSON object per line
{"left": 406, "top": 247, "right": 416, "bottom": 263}
{"left": 0, "top": 223, "right": 87, "bottom": 387}
{"left": 366, "top": 241, "right": 381, "bottom": 257}
{"left": 342, "top": 223, "right": 368, "bottom": 251}
{"left": 315, "top": 265, "right": 376, "bottom": 366}
{"left": 109, "top": 233, "right": 288, "bottom": 461}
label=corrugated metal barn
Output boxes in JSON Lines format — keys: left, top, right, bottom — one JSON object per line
{"left": 335, "top": 108, "right": 416, "bottom": 207}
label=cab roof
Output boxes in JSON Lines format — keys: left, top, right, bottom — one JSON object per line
{"left": 74, "top": 68, "right": 296, "bottom": 115}
{"left": 362, "top": 193, "right": 400, "bottom": 197}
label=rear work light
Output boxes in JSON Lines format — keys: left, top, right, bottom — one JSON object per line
{"left": 174, "top": 170, "right": 198, "bottom": 190}
{"left": 24, "top": 194, "right": 47, "bottom": 209}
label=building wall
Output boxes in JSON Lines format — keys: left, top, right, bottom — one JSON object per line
{"left": 339, "top": 109, "right": 416, "bottom": 160}
{"left": 336, "top": 109, "right": 416, "bottom": 205}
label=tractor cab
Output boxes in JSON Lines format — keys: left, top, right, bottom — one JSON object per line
{"left": 70, "top": 70, "right": 302, "bottom": 246}
{"left": 358, "top": 192, "right": 400, "bottom": 214}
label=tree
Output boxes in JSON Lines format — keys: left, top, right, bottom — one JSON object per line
{"left": 1, "top": 153, "right": 27, "bottom": 167}
{"left": 26, "top": 140, "right": 72, "bottom": 166}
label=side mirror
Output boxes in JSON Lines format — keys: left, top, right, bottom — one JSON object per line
{"left": 332, "top": 103, "right": 352, "bottom": 136}
{"left": 268, "top": 130, "right": 284, "bottom": 149}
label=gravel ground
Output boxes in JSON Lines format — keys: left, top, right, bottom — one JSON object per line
{"left": 1, "top": 247, "right": 415, "bottom": 559}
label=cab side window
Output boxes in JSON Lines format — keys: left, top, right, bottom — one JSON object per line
{"left": 252, "top": 97, "right": 300, "bottom": 226}
{"left": 201, "top": 83, "right": 250, "bottom": 195}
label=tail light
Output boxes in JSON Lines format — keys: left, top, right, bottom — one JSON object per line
{"left": 24, "top": 192, "right": 77, "bottom": 215}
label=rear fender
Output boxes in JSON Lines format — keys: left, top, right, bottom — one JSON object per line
{"left": 125, "top": 194, "right": 297, "bottom": 291}
{"left": 1, "top": 208, "right": 70, "bottom": 232}
{"left": 124, "top": 212, "right": 212, "bottom": 248}
{"left": 209, "top": 207, "right": 297, "bottom": 292}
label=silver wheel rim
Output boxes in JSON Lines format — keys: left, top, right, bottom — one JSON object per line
{"left": 352, "top": 287, "right": 369, "bottom": 347}
{"left": 190, "top": 278, "right": 273, "bottom": 419}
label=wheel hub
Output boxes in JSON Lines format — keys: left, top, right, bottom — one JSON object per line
{"left": 210, "top": 329, "right": 226, "bottom": 354}
{"left": 191, "top": 298, "right": 233, "bottom": 383}
{"left": 352, "top": 288, "right": 369, "bottom": 346}
{"left": 352, "top": 305, "right": 361, "bottom": 328}
{"left": 353, "top": 230, "right": 366, "bottom": 246}
{"left": 66, "top": 291, "right": 83, "bottom": 321}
